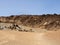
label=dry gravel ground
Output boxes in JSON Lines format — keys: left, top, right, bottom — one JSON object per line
{"left": 0, "top": 30, "right": 60, "bottom": 45}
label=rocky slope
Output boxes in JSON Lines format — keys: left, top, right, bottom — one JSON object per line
{"left": 0, "top": 14, "right": 60, "bottom": 32}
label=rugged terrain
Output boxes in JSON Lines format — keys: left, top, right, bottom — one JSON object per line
{"left": 0, "top": 14, "right": 60, "bottom": 32}
{"left": 0, "top": 14, "right": 60, "bottom": 45}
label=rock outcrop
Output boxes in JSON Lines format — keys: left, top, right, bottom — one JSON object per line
{"left": 0, "top": 14, "right": 60, "bottom": 31}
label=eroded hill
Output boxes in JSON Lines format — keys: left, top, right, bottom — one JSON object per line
{"left": 0, "top": 14, "right": 60, "bottom": 32}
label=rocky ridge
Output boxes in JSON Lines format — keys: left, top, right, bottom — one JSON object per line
{"left": 0, "top": 14, "right": 60, "bottom": 32}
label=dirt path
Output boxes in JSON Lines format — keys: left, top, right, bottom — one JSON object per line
{"left": 0, "top": 30, "right": 60, "bottom": 45}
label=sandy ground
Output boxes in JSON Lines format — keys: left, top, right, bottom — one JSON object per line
{"left": 0, "top": 30, "right": 60, "bottom": 45}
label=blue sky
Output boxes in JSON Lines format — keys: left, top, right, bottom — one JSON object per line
{"left": 0, "top": 0, "right": 60, "bottom": 16}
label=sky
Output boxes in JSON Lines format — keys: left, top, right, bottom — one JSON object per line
{"left": 0, "top": 0, "right": 60, "bottom": 16}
